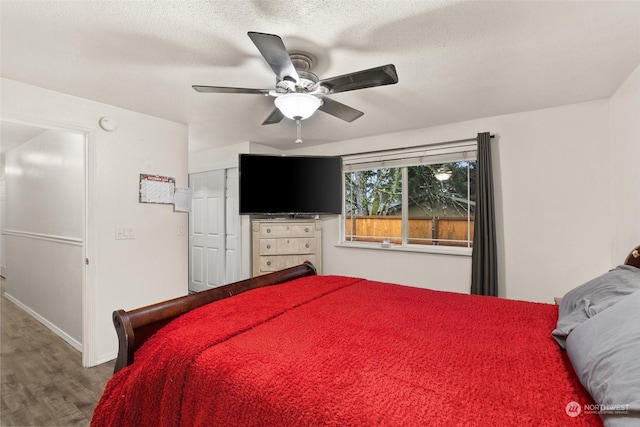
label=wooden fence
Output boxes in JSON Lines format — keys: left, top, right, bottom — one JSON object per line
{"left": 344, "top": 216, "right": 474, "bottom": 247}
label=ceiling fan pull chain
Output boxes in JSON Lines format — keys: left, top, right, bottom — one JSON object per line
{"left": 295, "top": 119, "right": 303, "bottom": 144}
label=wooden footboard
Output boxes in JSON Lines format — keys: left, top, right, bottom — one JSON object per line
{"left": 112, "top": 262, "right": 318, "bottom": 374}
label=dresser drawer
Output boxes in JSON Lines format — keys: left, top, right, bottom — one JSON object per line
{"left": 260, "top": 238, "right": 317, "bottom": 255}
{"left": 259, "top": 223, "right": 315, "bottom": 238}
{"left": 258, "top": 254, "right": 317, "bottom": 273}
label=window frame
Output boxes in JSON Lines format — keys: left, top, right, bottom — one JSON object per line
{"left": 339, "top": 142, "right": 477, "bottom": 256}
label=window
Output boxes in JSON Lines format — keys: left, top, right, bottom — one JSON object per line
{"left": 342, "top": 142, "right": 476, "bottom": 252}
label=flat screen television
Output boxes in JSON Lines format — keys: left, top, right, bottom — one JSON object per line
{"left": 239, "top": 154, "right": 343, "bottom": 216}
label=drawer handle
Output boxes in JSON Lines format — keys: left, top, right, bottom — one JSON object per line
{"left": 305, "top": 243, "right": 310, "bottom": 248}
{"left": 266, "top": 228, "right": 271, "bottom": 233}
{"left": 266, "top": 244, "right": 271, "bottom": 249}
{"left": 266, "top": 261, "right": 271, "bottom": 266}
{"left": 305, "top": 227, "right": 309, "bottom": 232}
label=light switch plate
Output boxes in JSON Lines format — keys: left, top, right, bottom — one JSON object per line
{"left": 115, "top": 226, "right": 135, "bottom": 240}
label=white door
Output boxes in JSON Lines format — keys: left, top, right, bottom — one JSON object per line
{"left": 189, "top": 170, "right": 225, "bottom": 292}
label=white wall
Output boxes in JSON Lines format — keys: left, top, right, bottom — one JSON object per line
{"left": 4, "top": 130, "right": 85, "bottom": 347}
{"left": 5, "top": 130, "right": 84, "bottom": 237}
{"left": 188, "top": 141, "right": 283, "bottom": 173}
{"left": 1, "top": 78, "right": 189, "bottom": 366}
{"left": 290, "top": 99, "right": 613, "bottom": 303}
{"left": 0, "top": 154, "right": 5, "bottom": 276}
{"left": 609, "top": 64, "right": 640, "bottom": 264}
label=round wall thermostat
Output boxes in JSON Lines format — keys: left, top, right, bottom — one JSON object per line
{"left": 99, "top": 116, "right": 118, "bottom": 132}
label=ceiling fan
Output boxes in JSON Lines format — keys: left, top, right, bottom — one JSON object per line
{"left": 193, "top": 31, "right": 399, "bottom": 125}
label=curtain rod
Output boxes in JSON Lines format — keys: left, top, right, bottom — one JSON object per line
{"left": 342, "top": 134, "right": 494, "bottom": 159}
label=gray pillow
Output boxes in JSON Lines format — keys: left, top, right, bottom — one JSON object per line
{"left": 552, "top": 265, "right": 640, "bottom": 348}
{"left": 566, "top": 290, "right": 640, "bottom": 427}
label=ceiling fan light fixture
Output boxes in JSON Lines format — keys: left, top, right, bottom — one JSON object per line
{"left": 274, "top": 93, "right": 322, "bottom": 120}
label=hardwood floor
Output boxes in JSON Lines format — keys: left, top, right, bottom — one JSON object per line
{"left": 1, "top": 277, "right": 114, "bottom": 426}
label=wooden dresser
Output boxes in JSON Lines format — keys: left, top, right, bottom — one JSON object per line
{"left": 252, "top": 219, "right": 322, "bottom": 276}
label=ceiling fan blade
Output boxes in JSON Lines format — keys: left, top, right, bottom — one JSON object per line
{"left": 247, "top": 32, "right": 300, "bottom": 84}
{"left": 262, "top": 108, "right": 284, "bottom": 125}
{"left": 317, "top": 64, "right": 398, "bottom": 94}
{"left": 192, "top": 85, "right": 271, "bottom": 95}
{"left": 318, "top": 97, "right": 364, "bottom": 122}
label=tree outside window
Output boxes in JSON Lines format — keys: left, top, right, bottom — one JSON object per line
{"left": 344, "top": 160, "right": 475, "bottom": 248}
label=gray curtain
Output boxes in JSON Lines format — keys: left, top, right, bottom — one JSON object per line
{"left": 471, "top": 132, "right": 497, "bottom": 296}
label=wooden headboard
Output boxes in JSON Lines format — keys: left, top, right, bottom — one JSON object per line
{"left": 625, "top": 245, "right": 640, "bottom": 269}
{"left": 112, "top": 262, "right": 317, "bottom": 374}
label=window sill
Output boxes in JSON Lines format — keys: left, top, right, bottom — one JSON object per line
{"left": 335, "top": 241, "right": 473, "bottom": 256}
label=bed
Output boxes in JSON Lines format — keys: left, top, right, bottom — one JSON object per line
{"left": 92, "top": 246, "right": 640, "bottom": 427}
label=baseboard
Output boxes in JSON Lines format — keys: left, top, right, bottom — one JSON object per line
{"left": 93, "top": 351, "right": 117, "bottom": 367}
{"left": 3, "top": 292, "right": 83, "bottom": 352}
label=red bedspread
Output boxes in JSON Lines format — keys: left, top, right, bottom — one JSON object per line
{"left": 92, "top": 275, "right": 602, "bottom": 426}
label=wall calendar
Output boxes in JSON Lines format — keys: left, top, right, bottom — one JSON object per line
{"left": 139, "top": 174, "right": 175, "bottom": 204}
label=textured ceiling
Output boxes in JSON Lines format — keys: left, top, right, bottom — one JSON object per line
{"left": 1, "top": 0, "right": 639, "bottom": 152}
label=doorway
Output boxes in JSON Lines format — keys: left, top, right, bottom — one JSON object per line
{"left": 1, "top": 119, "right": 87, "bottom": 354}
